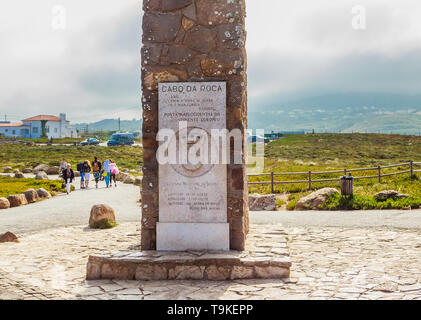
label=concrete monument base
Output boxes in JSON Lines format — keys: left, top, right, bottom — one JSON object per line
{"left": 157, "top": 222, "right": 230, "bottom": 251}
{"left": 86, "top": 226, "right": 291, "bottom": 281}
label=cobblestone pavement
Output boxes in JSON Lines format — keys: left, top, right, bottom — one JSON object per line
{"left": 1, "top": 223, "right": 421, "bottom": 300}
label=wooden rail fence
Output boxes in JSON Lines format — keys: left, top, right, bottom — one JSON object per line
{"left": 248, "top": 161, "right": 421, "bottom": 193}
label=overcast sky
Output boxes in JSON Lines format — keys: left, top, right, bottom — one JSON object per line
{"left": 0, "top": 0, "right": 420, "bottom": 123}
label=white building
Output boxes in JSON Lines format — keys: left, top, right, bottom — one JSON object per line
{"left": 0, "top": 114, "right": 78, "bottom": 139}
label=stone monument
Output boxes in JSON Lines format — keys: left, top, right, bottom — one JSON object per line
{"left": 141, "top": 0, "right": 249, "bottom": 251}
{"left": 86, "top": 0, "right": 291, "bottom": 281}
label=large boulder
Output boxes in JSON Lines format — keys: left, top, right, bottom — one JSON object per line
{"left": 3, "top": 166, "right": 12, "bottom": 173}
{"left": 14, "top": 172, "right": 25, "bottom": 179}
{"left": 375, "top": 190, "right": 410, "bottom": 200}
{"left": 295, "top": 188, "right": 340, "bottom": 210}
{"left": 7, "top": 194, "right": 28, "bottom": 207}
{"left": 35, "top": 171, "right": 48, "bottom": 180}
{"left": 23, "top": 189, "right": 40, "bottom": 203}
{"left": 46, "top": 166, "right": 59, "bottom": 175}
{"left": 248, "top": 193, "right": 277, "bottom": 211}
{"left": 33, "top": 164, "right": 50, "bottom": 174}
{"left": 74, "top": 171, "right": 81, "bottom": 177}
{"left": 36, "top": 188, "right": 52, "bottom": 199}
{"left": 0, "top": 232, "right": 18, "bottom": 243}
{"left": 123, "top": 175, "right": 135, "bottom": 184}
{"left": 117, "top": 172, "right": 129, "bottom": 182}
{"left": 89, "top": 204, "right": 116, "bottom": 229}
{"left": 22, "top": 168, "right": 33, "bottom": 173}
{"left": 0, "top": 198, "right": 10, "bottom": 209}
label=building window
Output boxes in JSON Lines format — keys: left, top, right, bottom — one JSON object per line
{"left": 33, "top": 127, "right": 38, "bottom": 133}
{"left": 54, "top": 128, "right": 58, "bottom": 133}
{"left": 12, "top": 130, "right": 15, "bottom": 134}
{"left": 46, "top": 127, "right": 49, "bottom": 133}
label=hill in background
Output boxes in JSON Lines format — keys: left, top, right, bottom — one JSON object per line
{"left": 74, "top": 118, "right": 141, "bottom": 132}
{"left": 248, "top": 92, "right": 421, "bottom": 134}
{"left": 73, "top": 92, "right": 421, "bottom": 134}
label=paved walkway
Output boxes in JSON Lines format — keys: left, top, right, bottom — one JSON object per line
{"left": 252, "top": 209, "right": 421, "bottom": 229}
{"left": 0, "top": 176, "right": 141, "bottom": 234}
{"left": 1, "top": 223, "right": 421, "bottom": 300}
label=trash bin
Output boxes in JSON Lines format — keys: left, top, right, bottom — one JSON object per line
{"left": 340, "top": 173, "right": 354, "bottom": 196}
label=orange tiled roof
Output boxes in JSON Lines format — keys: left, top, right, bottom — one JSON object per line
{"left": 21, "top": 115, "right": 61, "bottom": 122}
{"left": 0, "top": 122, "right": 25, "bottom": 127}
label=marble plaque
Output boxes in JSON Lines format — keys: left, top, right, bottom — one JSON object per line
{"left": 157, "top": 82, "right": 228, "bottom": 250}
{"left": 158, "top": 82, "right": 227, "bottom": 223}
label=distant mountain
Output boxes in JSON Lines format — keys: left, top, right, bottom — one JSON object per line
{"left": 248, "top": 92, "right": 421, "bottom": 134}
{"left": 73, "top": 92, "right": 421, "bottom": 135}
{"left": 74, "top": 118, "right": 141, "bottom": 132}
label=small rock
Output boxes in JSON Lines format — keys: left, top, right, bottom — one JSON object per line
{"left": 89, "top": 204, "right": 116, "bottom": 228}
{"left": 3, "top": 166, "right": 12, "bottom": 173}
{"left": 36, "top": 188, "right": 52, "bottom": 199}
{"left": 74, "top": 171, "right": 81, "bottom": 177}
{"left": 23, "top": 189, "right": 40, "bottom": 203}
{"left": 0, "top": 232, "right": 18, "bottom": 243}
{"left": 14, "top": 172, "right": 25, "bottom": 179}
{"left": 375, "top": 190, "right": 410, "bottom": 200}
{"left": 35, "top": 171, "right": 48, "bottom": 180}
{"left": 134, "top": 177, "right": 142, "bottom": 186}
{"left": 22, "top": 168, "right": 32, "bottom": 173}
{"left": 0, "top": 197, "right": 10, "bottom": 209}
{"left": 295, "top": 187, "right": 340, "bottom": 210}
{"left": 248, "top": 194, "right": 277, "bottom": 211}
{"left": 7, "top": 194, "right": 28, "bottom": 207}
{"left": 46, "top": 166, "right": 59, "bottom": 175}
{"left": 33, "top": 164, "right": 50, "bottom": 174}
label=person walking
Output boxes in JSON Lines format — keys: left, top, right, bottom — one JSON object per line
{"left": 77, "top": 161, "right": 85, "bottom": 189}
{"left": 109, "top": 159, "right": 119, "bottom": 188}
{"left": 103, "top": 160, "right": 111, "bottom": 188}
{"left": 83, "top": 160, "right": 92, "bottom": 189}
{"left": 92, "top": 157, "right": 102, "bottom": 188}
{"left": 62, "top": 164, "right": 74, "bottom": 195}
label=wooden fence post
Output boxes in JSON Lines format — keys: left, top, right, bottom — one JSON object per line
{"left": 344, "top": 169, "right": 347, "bottom": 176}
{"left": 271, "top": 172, "right": 274, "bottom": 194}
{"left": 410, "top": 161, "right": 413, "bottom": 178}
{"left": 308, "top": 170, "right": 312, "bottom": 190}
{"left": 378, "top": 166, "right": 381, "bottom": 183}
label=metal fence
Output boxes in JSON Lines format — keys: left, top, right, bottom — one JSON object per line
{"left": 248, "top": 161, "right": 421, "bottom": 193}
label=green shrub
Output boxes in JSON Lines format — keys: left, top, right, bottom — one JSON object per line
{"left": 0, "top": 176, "right": 67, "bottom": 198}
{"left": 322, "top": 193, "right": 421, "bottom": 210}
{"left": 89, "top": 219, "right": 117, "bottom": 229}
{"left": 276, "top": 199, "right": 286, "bottom": 208}
{"left": 286, "top": 199, "right": 298, "bottom": 211}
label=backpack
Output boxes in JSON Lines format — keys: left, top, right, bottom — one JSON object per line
{"left": 93, "top": 161, "right": 100, "bottom": 172}
{"left": 77, "top": 163, "right": 82, "bottom": 172}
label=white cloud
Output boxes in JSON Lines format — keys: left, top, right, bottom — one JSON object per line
{"left": 0, "top": 0, "right": 420, "bottom": 122}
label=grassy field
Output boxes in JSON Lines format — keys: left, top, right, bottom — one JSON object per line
{"left": 249, "top": 133, "right": 421, "bottom": 209}
{"left": 1, "top": 133, "right": 420, "bottom": 210}
{"left": 0, "top": 176, "right": 68, "bottom": 198}
{"left": 0, "top": 144, "right": 143, "bottom": 172}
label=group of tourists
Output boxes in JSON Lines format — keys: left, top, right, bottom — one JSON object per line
{"left": 59, "top": 157, "right": 120, "bottom": 195}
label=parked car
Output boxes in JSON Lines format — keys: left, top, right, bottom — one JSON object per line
{"left": 248, "top": 135, "right": 269, "bottom": 143}
{"left": 80, "top": 138, "right": 100, "bottom": 146}
{"left": 107, "top": 133, "right": 134, "bottom": 146}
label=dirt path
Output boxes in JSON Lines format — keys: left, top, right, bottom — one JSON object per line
{"left": 0, "top": 176, "right": 141, "bottom": 235}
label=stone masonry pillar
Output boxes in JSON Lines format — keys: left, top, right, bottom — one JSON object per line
{"left": 141, "top": 0, "right": 249, "bottom": 250}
